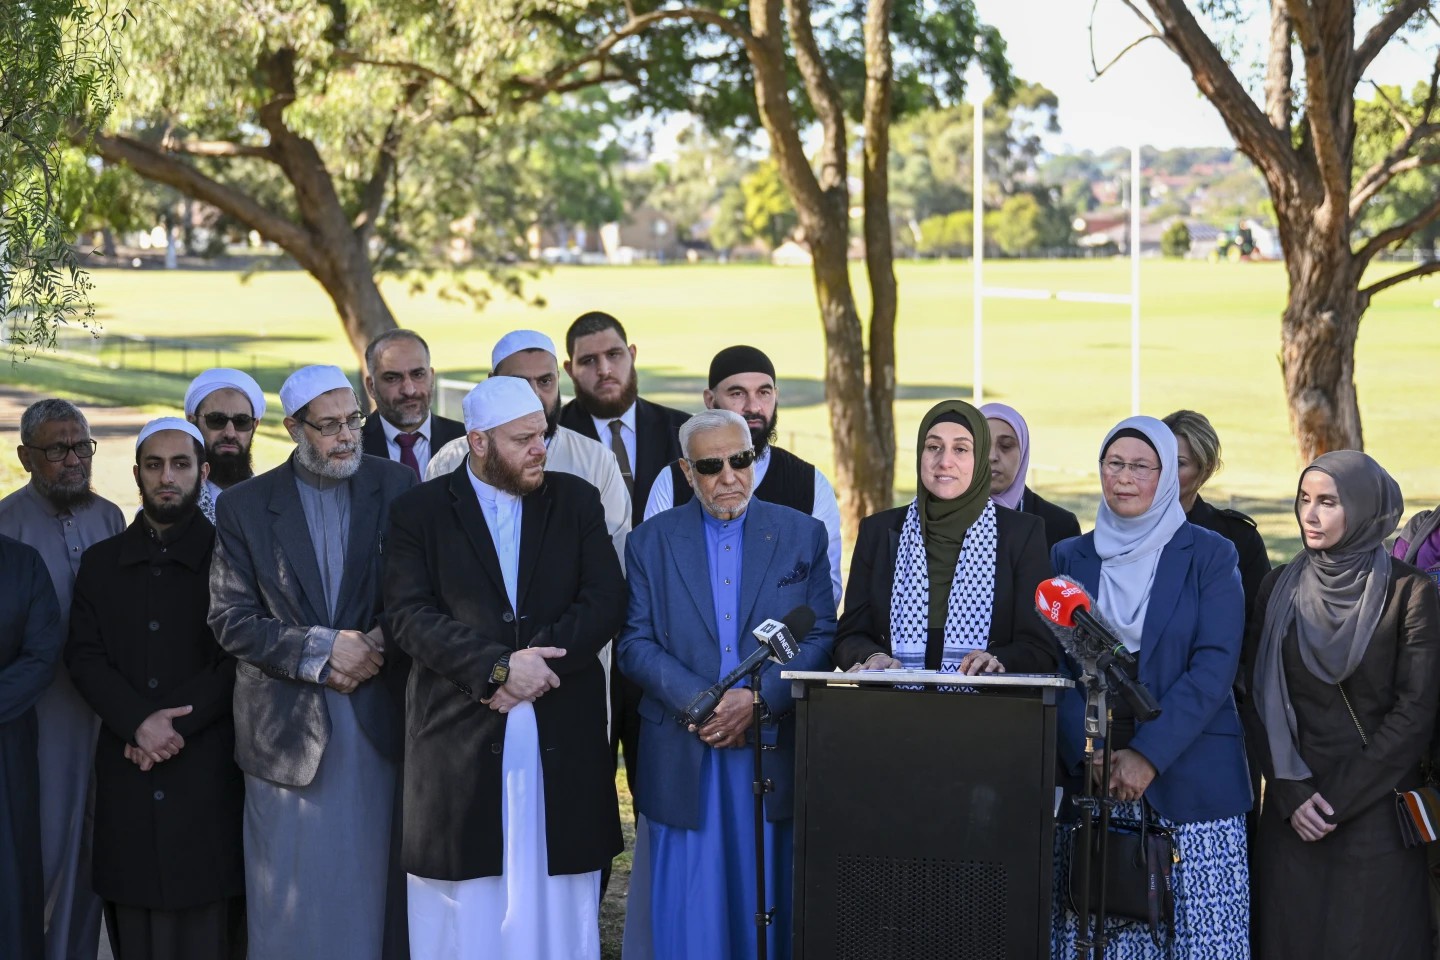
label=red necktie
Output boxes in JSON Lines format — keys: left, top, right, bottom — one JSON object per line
{"left": 394, "top": 431, "right": 421, "bottom": 479}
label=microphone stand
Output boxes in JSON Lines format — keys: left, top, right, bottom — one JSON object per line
{"left": 1072, "top": 658, "right": 1115, "bottom": 960}
{"left": 749, "top": 660, "right": 774, "bottom": 960}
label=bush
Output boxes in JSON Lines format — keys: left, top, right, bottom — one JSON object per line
{"left": 1161, "top": 221, "right": 1192, "bottom": 258}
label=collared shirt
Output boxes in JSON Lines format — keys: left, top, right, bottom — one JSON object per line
{"left": 381, "top": 414, "right": 434, "bottom": 477}
{"left": 643, "top": 448, "right": 844, "bottom": 605}
{"left": 703, "top": 507, "right": 746, "bottom": 675}
{"left": 467, "top": 465, "right": 523, "bottom": 611}
{"left": 589, "top": 401, "right": 637, "bottom": 478}
{"left": 0, "top": 482, "right": 124, "bottom": 633}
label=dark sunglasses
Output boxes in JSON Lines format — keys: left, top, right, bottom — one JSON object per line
{"left": 687, "top": 449, "right": 756, "bottom": 475}
{"left": 202, "top": 412, "right": 257, "bottom": 431}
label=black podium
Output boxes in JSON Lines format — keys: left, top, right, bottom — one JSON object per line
{"left": 784, "top": 670, "right": 1071, "bottom": 960}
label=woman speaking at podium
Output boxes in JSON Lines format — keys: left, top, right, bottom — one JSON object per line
{"left": 1246, "top": 452, "right": 1439, "bottom": 958}
{"left": 831, "top": 399, "right": 1056, "bottom": 676}
{"left": 1050, "top": 416, "right": 1251, "bottom": 958}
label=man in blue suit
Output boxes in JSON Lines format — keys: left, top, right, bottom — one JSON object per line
{"left": 618, "top": 408, "right": 835, "bottom": 960}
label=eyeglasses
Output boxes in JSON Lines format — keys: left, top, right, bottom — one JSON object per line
{"left": 25, "top": 440, "right": 98, "bottom": 462}
{"left": 1101, "top": 458, "right": 1159, "bottom": 481}
{"left": 687, "top": 449, "right": 756, "bottom": 475}
{"left": 298, "top": 414, "right": 365, "bottom": 437}
{"left": 201, "top": 412, "right": 257, "bottom": 431}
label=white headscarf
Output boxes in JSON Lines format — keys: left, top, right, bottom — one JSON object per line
{"left": 1092, "top": 416, "right": 1187, "bottom": 651}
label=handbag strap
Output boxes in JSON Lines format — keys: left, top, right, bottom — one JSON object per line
{"left": 1338, "top": 681, "right": 1370, "bottom": 748}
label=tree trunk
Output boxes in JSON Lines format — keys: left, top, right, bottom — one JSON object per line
{"left": 311, "top": 250, "right": 398, "bottom": 367}
{"left": 861, "top": 0, "right": 898, "bottom": 510}
{"left": 1279, "top": 234, "right": 1364, "bottom": 459}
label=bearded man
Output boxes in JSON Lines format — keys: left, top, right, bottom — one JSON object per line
{"left": 184, "top": 368, "right": 267, "bottom": 522}
{"left": 67, "top": 418, "right": 246, "bottom": 960}
{"left": 208, "top": 365, "right": 415, "bottom": 959}
{"left": 386, "top": 376, "right": 624, "bottom": 959}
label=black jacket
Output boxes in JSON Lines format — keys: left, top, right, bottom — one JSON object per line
{"left": 559, "top": 396, "right": 690, "bottom": 528}
{"left": 1019, "top": 486, "right": 1083, "bottom": 549}
{"left": 66, "top": 513, "right": 244, "bottom": 910}
{"left": 361, "top": 412, "right": 467, "bottom": 463}
{"left": 1186, "top": 494, "right": 1270, "bottom": 631}
{"left": 384, "top": 466, "right": 626, "bottom": 880}
{"left": 833, "top": 504, "right": 1060, "bottom": 673}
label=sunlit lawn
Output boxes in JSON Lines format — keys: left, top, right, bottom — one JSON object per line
{"left": 6, "top": 256, "right": 1440, "bottom": 561}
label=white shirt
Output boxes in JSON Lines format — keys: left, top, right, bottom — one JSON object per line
{"left": 426, "top": 426, "right": 632, "bottom": 571}
{"left": 381, "top": 413, "right": 434, "bottom": 477}
{"left": 466, "top": 468, "right": 522, "bottom": 609}
{"left": 643, "top": 448, "right": 843, "bottom": 605}
{"left": 589, "top": 402, "right": 637, "bottom": 476}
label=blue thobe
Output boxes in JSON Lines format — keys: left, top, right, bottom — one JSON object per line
{"left": 647, "top": 509, "right": 793, "bottom": 960}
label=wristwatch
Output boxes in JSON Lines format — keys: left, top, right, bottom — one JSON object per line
{"left": 485, "top": 653, "right": 512, "bottom": 699}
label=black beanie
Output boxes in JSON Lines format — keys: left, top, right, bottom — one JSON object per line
{"left": 708, "top": 345, "right": 776, "bottom": 389}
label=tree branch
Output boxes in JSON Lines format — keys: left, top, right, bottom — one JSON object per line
{"left": 1091, "top": 0, "right": 1162, "bottom": 77}
{"left": 1283, "top": 0, "right": 1352, "bottom": 223}
{"left": 354, "top": 81, "right": 423, "bottom": 242}
{"left": 87, "top": 130, "right": 318, "bottom": 269}
{"left": 745, "top": 0, "right": 826, "bottom": 218}
{"left": 1350, "top": 123, "right": 1440, "bottom": 216}
{"left": 1361, "top": 257, "right": 1440, "bottom": 299}
{"left": 1264, "top": 0, "right": 1293, "bottom": 133}
{"left": 338, "top": 54, "right": 492, "bottom": 118}
{"left": 1140, "top": 0, "right": 1297, "bottom": 182}
{"left": 160, "top": 137, "right": 275, "bottom": 160}
{"left": 1354, "top": 0, "right": 1427, "bottom": 78}
{"left": 1356, "top": 189, "right": 1440, "bottom": 264}
{"left": 784, "top": 0, "right": 846, "bottom": 189}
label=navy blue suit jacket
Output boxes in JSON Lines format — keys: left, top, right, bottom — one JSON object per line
{"left": 617, "top": 498, "right": 836, "bottom": 830}
{"left": 1051, "top": 522, "right": 1252, "bottom": 824}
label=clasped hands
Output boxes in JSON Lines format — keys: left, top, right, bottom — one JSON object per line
{"left": 125, "top": 704, "right": 194, "bottom": 771}
{"left": 687, "top": 688, "right": 753, "bottom": 750}
{"left": 484, "top": 647, "right": 567, "bottom": 714}
{"left": 325, "top": 627, "right": 386, "bottom": 693}
{"left": 1089, "top": 748, "right": 1158, "bottom": 802}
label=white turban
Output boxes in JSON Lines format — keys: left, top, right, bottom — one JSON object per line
{"left": 491, "top": 329, "right": 556, "bottom": 371}
{"left": 136, "top": 416, "right": 205, "bottom": 451}
{"left": 280, "top": 365, "right": 355, "bottom": 417}
{"left": 184, "top": 368, "right": 266, "bottom": 420}
{"left": 462, "top": 376, "right": 544, "bottom": 432}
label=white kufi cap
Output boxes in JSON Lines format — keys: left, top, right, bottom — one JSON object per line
{"left": 462, "top": 376, "right": 544, "bottom": 432}
{"left": 184, "top": 368, "right": 266, "bottom": 420}
{"left": 491, "top": 329, "right": 556, "bottom": 371}
{"left": 280, "top": 365, "right": 354, "bottom": 417}
{"left": 136, "top": 416, "right": 205, "bottom": 451}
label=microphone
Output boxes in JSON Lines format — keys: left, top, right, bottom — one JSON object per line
{"left": 680, "top": 605, "right": 816, "bottom": 728}
{"left": 1034, "top": 577, "right": 1161, "bottom": 722}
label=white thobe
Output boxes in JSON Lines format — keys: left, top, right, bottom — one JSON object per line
{"left": 406, "top": 471, "right": 600, "bottom": 960}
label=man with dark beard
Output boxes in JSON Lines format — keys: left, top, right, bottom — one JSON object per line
{"left": 208, "top": 365, "right": 415, "bottom": 960}
{"left": 185, "top": 368, "right": 267, "bottom": 523}
{"left": 642, "top": 345, "right": 842, "bottom": 604}
{"left": 0, "top": 398, "right": 123, "bottom": 960}
{"left": 386, "top": 375, "right": 624, "bottom": 959}
{"left": 558, "top": 312, "right": 690, "bottom": 530}
{"left": 360, "top": 329, "right": 465, "bottom": 480}
{"left": 66, "top": 418, "right": 246, "bottom": 960}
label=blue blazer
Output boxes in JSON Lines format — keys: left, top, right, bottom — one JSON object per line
{"left": 1052, "top": 522, "right": 1252, "bottom": 824}
{"left": 617, "top": 498, "right": 837, "bottom": 830}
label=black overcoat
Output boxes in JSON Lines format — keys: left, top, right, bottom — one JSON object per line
{"left": 384, "top": 466, "right": 626, "bottom": 881}
{"left": 66, "top": 513, "right": 244, "bottom": 910}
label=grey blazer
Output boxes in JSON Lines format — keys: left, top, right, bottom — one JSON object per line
{"left": 208, "top": 453, "right": 416, "bottom": 786}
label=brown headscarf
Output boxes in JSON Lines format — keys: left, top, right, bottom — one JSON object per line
{"left": 1254, "top": 450, "right": 1404, "bottom": 780}
{"left": 915, "top": 400, "right": 992, "bottom": 627}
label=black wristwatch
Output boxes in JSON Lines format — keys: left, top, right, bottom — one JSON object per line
{"left": 485, "top": 653, "right": 512, "bottom": 698}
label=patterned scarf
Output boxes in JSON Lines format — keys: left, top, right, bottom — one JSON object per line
{"left": 889, "top": 499, "right": 999, "bottom": 671}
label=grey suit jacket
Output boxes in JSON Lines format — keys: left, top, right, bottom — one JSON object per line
{"left": 208, "top": 453, "right": 416, "bottom": 786}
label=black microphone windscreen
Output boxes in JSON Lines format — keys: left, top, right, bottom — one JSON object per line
{"left": 782, "top": 604, "right": 817, "bottom": 639}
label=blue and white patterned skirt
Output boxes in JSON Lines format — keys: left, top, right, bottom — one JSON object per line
{"left": 1050, "top": 802, "right": 1249, "bottom": 960}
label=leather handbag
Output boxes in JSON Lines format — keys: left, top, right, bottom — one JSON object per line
{"left": 1066, "top": 801, "right": 1177, "bottom": 947}
{"left": 1338, "top": 681, "right": 1440, "bottom": 848}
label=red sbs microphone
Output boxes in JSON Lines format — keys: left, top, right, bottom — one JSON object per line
{"left": 1034, "top": 576, "right": 1161, "bottom": 721}
{"left": 1034, "top": 577, "right": 1091, "bottom": 632}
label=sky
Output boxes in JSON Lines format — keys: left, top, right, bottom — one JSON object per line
{"left": 976, "top": 0, "right": 1440, "bottom": 152}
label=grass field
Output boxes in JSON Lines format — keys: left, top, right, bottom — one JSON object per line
{"left": 5, "top": 256, "right": 1440, "bottom": 559}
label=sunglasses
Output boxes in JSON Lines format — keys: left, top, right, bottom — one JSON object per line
{"left": 202, "top": 412, "right": 257, "bottom": 431}
{"left": 687, "top": 449, "right": 756, "bottom": 475}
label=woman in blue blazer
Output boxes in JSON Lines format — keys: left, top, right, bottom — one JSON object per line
{"left": 1050, "top": 416, "right": 1251, "bottom": 959}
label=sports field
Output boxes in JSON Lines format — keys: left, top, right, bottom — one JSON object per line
{"left": 4, "top": 256, "right": 1439, "bottom": 560}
